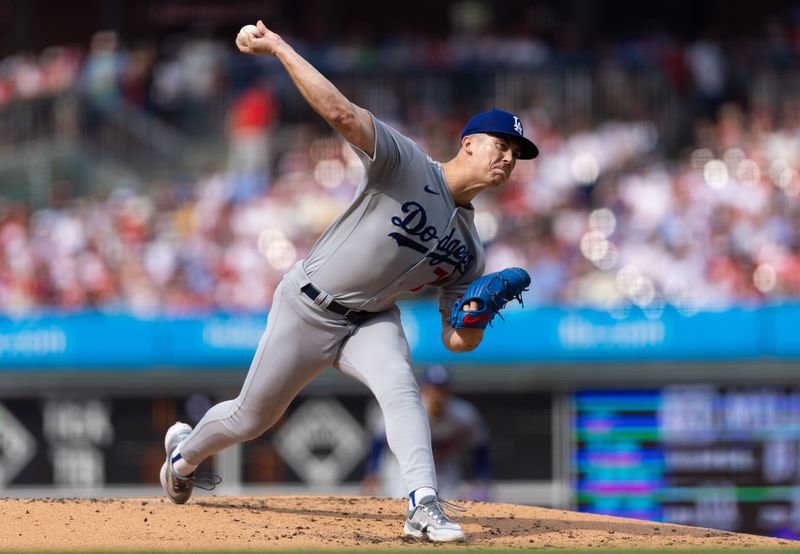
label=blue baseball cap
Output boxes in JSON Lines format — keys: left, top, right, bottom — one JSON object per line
{"left": 422, "top": 364, "right": 451, "bottom": 387}
{"left": 461, "top": 108, "right": 539, "bottom": 160}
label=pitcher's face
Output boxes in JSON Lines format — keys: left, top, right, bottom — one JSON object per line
{"left": 469, "top": 133, "right": 520, "bottom": 186}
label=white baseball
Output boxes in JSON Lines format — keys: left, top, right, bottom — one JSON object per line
{"left": 237, "top": 24, "right": 260, "bottom": 49}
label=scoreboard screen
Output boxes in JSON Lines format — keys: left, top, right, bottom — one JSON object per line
{"left": 574, "top": 386, "right": 800, "bottom": 539}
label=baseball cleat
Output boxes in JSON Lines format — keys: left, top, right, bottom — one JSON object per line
{"left": 404, "top": 495, "right": 466, "bottom": 542}
{"left": 160, "top": 422, "right": 195, "bottom": 504}
{"left": 159, "top": 422, "right": 222, "bottom": 504}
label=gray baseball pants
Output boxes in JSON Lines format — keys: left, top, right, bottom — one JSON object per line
{"left": 179, "top": 261, "right": 437, "bottom": 493}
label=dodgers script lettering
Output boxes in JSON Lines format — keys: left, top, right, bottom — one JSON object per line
{"left": 388, "top": 201, "right": 474, "bottom": 276}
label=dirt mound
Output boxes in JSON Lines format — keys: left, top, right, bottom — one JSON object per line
{"left": 1, "top": 495, "right": 795, "bottom": 550}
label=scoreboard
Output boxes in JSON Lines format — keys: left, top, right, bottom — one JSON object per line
{"left": 574, "top": 386, "right": 800, "bottom": 539}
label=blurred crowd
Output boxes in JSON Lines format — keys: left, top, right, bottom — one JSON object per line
{"left": 0, "top": 18, "right": 799, "bottom": 316}
{"left": 1, "top": 96, "right": 798, "bottom": 316}
{"left": 6, "top": 9, "right": 800, "bottom": 121}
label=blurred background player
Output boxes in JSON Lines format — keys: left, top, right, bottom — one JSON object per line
{"left": 363, "top": 364, "right": 492, "bottom": 501}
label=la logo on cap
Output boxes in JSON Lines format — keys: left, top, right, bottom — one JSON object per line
{"left": 513, "top": 116, "right": 523, "bottom": 135}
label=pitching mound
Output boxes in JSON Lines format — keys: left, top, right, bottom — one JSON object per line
{"left": 1, "top": 495, "right": 796, "bottom": 550}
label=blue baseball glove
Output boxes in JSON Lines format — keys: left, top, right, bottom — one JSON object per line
{"left": 448, "top": 267, "right": 531, "bottom": 329}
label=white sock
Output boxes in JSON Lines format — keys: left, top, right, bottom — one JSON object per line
{"left": 409, "top": 486, "right": 437, "bottom": 509}
{"left": 171, "top": 449, "right": 198, "bottom": 477}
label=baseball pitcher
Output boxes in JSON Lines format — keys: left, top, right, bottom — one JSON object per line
{"left": 160, "top": 20, "right": 536, "bottom": 543}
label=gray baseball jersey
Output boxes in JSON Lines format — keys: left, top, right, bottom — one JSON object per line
{"left": 304, "top": 114, "right": 485, "bottom": 312}
{"left": 176, "top": 114, "right": 485, "bottom": 496}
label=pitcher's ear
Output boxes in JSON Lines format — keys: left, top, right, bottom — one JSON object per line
{"left": 462, "top": 135, "right": 474, "bottom": 155}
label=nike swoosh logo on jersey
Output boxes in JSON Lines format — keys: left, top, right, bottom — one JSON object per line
{"left": 424, "top": 184, "right": 439, "bottom": 195}
{"left": 462, "top": 312, "right": 491, "bottom": 325}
